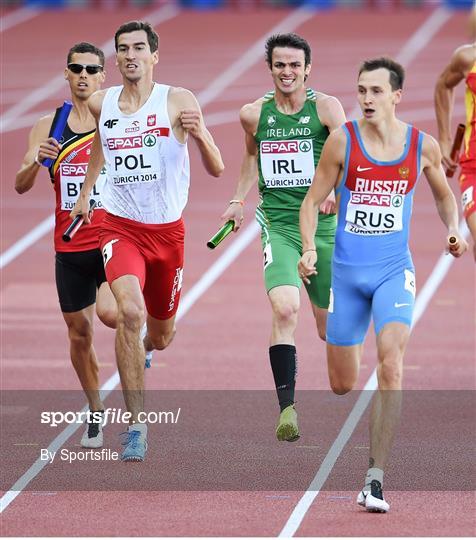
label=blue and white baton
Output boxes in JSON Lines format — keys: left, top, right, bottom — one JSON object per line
{"left": 42, "top": 100, "right": 73, "bottom": 168}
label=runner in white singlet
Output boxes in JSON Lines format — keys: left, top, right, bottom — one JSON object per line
{"left": 71, "top": 21, "right": 224, "bottom": 463}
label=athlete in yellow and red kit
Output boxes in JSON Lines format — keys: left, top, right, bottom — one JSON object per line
{"left": 435, "top": 7, "right": 476, "bottom": 260}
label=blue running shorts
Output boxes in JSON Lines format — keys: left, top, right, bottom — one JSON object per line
{"left": 326, "top": 256, "right": 416, "bottom": 346}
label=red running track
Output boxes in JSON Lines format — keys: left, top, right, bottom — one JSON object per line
{"left": 1, "top": 5, "right": 474, "bottom": 537}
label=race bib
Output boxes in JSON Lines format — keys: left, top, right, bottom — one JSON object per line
{"left": 461, "top": 185, "right": 473, "bottom": 211}
{"left": 404, "top": 269, "right": 416, "bottom": 297}
{"left": 344, "top": 192, "right": 404, "bottom": 235}
{"left": 107, "top": 132, "right": 164, "bottom": 186}
{"left": 260, "top": 139, "right": 314, "bottom": 189}
{"left": 59, "top": 163, "right": 105, "bottom": 210}
{"left": 263, "top": 242, "right": 273, "bottom": 270}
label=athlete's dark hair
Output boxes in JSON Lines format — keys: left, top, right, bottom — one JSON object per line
{"left": 67, "top": 42, "right": 105, "bottom": 67}
{"left": 115, "top": 20, "right": 159, "bottom": 53}
{"left": 358, "top": 57, "right": 405, "bottom": 91}
{"left": 265, "top": 33, "right": 311, "bottom": 68}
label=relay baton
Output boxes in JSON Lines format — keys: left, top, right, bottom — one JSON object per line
{"left": 42, "top": 101, "right": 73, "bottom": 168}
{"left": 207, "top": 220, "right": 234, "bottom": 249}
{"left": 445, "top": 235, "right": 458, "bottom": 256}
{"left": 62, "top": 199, "right": 97, "bottom": 243}
{"left": 446, "top": 123, "right": 465, "bottom": 178}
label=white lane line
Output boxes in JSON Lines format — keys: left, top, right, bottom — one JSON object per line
{"left": 396, "top": 6, "right": 451, "bottom": 67}
{"left": 0, "top": 7, "right": 312, "bottom": 511}
{"left": 0, "top": 220, "right": 260, "bottom": 513}
{"left": 1, "top": 7, "right": 312, "bottom": 269}
{"left": 278, "top": 7, "right": 455, "bottom": 536}
{"left": 0, "top": 4, "right": 180, "bottom": 132}
{"left": 0, "top": 214, "right": 55, "bottom": 269}
{"left": 1, "top": 110, "right": 58, "bottom": 134}
{"left": 0, "top": 7, "right": 39, "bottom": 33}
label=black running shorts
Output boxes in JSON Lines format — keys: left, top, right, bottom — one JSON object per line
{"left": 55, "top": 249, "right": 107, "bottom": 313}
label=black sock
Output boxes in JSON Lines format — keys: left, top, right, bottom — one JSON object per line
{"left": 269, "top": 344, "right": 297, "bottom": 411}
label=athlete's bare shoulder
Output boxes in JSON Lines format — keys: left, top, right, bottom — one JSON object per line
{"left": 314, "top": 91, "right": 346, "bottom": 131}
{"left": 314, "top": 91, "right": 340, "bottom": 106}
{"left": 420, "top": 131, "right": 441, "bottom": 167}
{"left": 26, "top": 112, "right": 55, "bottom": 143}
{"left": 454, "top": 43, "right": 476, "bottom": 59}
{"left": 168, "top": 86, "right": 192, "bottom": 96}
{"left": 35, "top": 112, "right": 55, "bottom": 131}
{"left": 88, "top": 89, "right": 107, "bottom": 117}
{"left": 168, "top": 86, "right": 198, "bottom": 107}
{"left": 327, "top": 124, "right": 348, "bottom": 145}
{"left": 239, "top": 98, "right": 264, "bottom": 135}
{"left": 450, "top": 43, "right": 476, "bottom": 73}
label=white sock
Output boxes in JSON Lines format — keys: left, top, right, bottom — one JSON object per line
{"left": 129, "top": 422, "right": 147, "bottom": 436}
{"left": 364, "top": 467, "right": 384, "bottom": 488}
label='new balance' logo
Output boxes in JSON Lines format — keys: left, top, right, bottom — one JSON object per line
{"left": 298, "top": 116, "right": 310, "bottom": 124}
{"left": 104, "top": 119, "right": 119, "bottom": 129}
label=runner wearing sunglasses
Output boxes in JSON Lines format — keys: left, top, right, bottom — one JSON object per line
{"left": 15, "top": 42, "right": 117, "bottom": 449}
{"left": 67, "top": 63, "right": 104, "bottom": 75}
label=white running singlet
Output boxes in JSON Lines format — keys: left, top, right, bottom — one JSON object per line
{"left": 99, "top": 83, "right": 190, "bottom": 224}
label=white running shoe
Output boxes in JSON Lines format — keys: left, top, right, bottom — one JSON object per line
{"left": 81, "top": 411, "right": 104, "bottom": 448}
{"left": 356, "top": 488, "right": 369, "bottom": 507}
{"left": 141, "top": 323, "right": 153, "bottom": 369}
{"left": 357, "top": 480, "right": 390, "bottom": 513}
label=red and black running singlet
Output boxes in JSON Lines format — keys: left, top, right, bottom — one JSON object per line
{"left": 48, "top": 109, "right": 106, "bottom": 252}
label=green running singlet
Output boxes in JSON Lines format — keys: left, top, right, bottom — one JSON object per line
{"left": 254, "top": 88, "right": 336, "bottom": 307}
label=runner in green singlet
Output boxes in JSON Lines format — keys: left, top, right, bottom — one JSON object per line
{"left": 220, "top": 33, "right": 346, "bottom": 441}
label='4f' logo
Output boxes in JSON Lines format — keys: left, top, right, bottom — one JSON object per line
{"left": 104, "top": 119, "right": 119, "bottom": 129}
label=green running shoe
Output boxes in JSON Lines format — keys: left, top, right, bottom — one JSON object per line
{"left": 276, "top": 404, "right": 300, "bottom": 442}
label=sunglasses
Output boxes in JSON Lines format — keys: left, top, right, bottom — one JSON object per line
{"left": 68, "top": 63, "right": 103, "bottom": 75}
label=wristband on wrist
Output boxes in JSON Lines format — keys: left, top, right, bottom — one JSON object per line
{"left": 229, "top": 199, "right": 244, "bottom": 206}
{"left": 302, "top": 249, "right": 316, "bottom": 255}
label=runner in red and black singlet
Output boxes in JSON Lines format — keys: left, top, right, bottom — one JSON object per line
{"left": 49, "top": 114, "right": 106, "bottom": 253}
{"left": 15, "top": 43, "right": 117, "bottom": 449}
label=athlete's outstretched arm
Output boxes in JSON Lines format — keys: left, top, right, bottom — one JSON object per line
{"left": 221, "top": 102, "right": 260, "bottom": 231}
{"left": 171, "top": 88, "right": 224, "bottom": 177}
{"left": 298, "top": 129, "right": 345, "bottom": 279}
{"left": 422, "top": 134, "right": 467, "bottom": 257}
{"left": 434, "top": 46, "right": 470, "bottom": 171}
{"left": 70, "top": 91, "right": 106, "bottom": 224}
{"left": 15, "top": 115, "right": 54, "bottom": 194}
